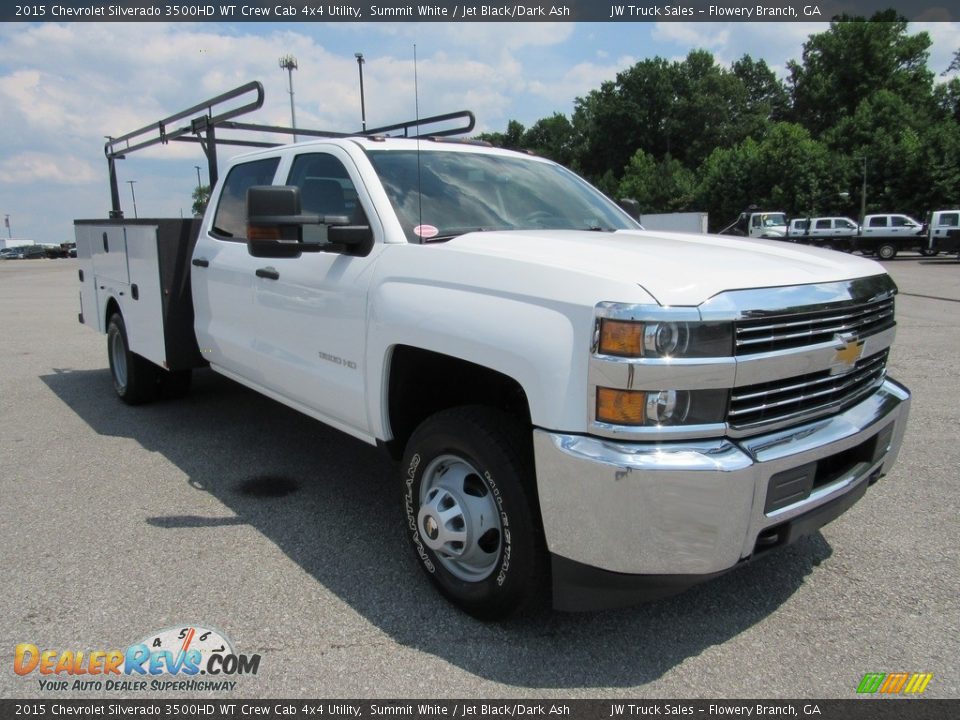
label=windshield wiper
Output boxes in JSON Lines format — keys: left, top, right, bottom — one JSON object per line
{"left": 422, "top": 226, "right": 491, "bottom": 243}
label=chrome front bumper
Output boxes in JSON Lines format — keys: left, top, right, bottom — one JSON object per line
{"left": 534, "top": 379, "right": 910, "bottom": 584}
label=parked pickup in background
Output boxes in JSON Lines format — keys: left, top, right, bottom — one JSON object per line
{"left": 924, "top": 209, "right": 960, "bottom": 257}
{"left": 787, "top": 216, "right": 860, "bottom": 250}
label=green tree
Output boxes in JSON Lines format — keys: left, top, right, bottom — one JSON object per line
{"left": 945, "top": 48, "right": 960, "bottom": 75}
{"left": 520, "top": 113, "right": 575, "bottom": 165}
{"left": 695, "top": 123, "right": 845, "bottom": 228}
{"left": 788, "top": 12, "right": 935, "bottom": 136}
{"left": 732, "top": 54, "right": 789, "bottom": 124}
{"left": 571, "top": 51, "right": 765, "bottom": 181}
{"left": 827, "top": 91, "right": 930, "bottom": 217}
{"left": 619, "top": 151, "right": 696, "bottom": 213}
{"left": 934, "top": 77, "right": 960, "bottom": 123}
{"left": 192, "top": 184, "right": 211, "bottom": 216}
{"left": 920, "top": 120, "right": 960, "bottom": 210}
{"left": 477, "top": 119, "right": 526, "bottom": 149}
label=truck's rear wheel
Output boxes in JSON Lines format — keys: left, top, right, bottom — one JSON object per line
{"left": 107, "top": 313, "right": 157, "bottom": 405}
{"left": 401, "top": 406, "right": 545, "bottom": 620}
{"left": 876, "top": 242, "right": 898, "bottom": 260}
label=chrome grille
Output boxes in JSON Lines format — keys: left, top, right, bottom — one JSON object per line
{"left": 735, "top": 297, "right": 895, "bottom": 355}
{"left": 729, "top": 350, "right": 888, "bottom": 430}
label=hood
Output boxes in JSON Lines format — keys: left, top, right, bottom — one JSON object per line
{"left": 444, "top": 229, "right": 887, "bottom": 306}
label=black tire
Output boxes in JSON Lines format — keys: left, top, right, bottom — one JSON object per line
{"left": 401, "top": 406, "right": 546, "bottom": 620}
{"left": 919, "top": 247, "right": 938, "bottom": 257}
{"left": 876, "top": 242, "right": 897, "bottom": 260}
{"left": 106, "top": 313, "right": 158, "bottom": 405}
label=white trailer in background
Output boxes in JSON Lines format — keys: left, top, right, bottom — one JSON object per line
{"left": 638, "top": 212, "right": 709, "bottom": 234}
{"left": 0, "top": 239, "right": 35, "bottom": 250}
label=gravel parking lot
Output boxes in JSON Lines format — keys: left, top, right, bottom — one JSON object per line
{"left": 1, "top": 254, "right": 958, "bottom": 699}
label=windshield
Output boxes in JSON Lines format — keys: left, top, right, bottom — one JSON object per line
{"left": 367, "top": 149, "right": 637, "bottom": 242}
{"left": 763, "top": 213, "right": 787, "bottom": 227}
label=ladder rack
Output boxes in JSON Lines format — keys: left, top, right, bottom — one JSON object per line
{"left": 103, "top": 80, "right": 475, "bottom": 218}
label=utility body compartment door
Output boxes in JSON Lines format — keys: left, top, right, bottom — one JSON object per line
{"left": 75, "top": 219, "right": 203, "bottom": 371}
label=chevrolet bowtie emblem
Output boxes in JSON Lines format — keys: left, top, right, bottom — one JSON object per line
{"left": 831, "top": 334, "right": 865, "bottom": 374}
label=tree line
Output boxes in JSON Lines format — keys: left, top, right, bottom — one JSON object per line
{"left": 477, "top": 11, "right": 960, "bottom": 231}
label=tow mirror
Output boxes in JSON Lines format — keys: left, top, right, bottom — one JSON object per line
{"left": 246, "top": 185, "right": 374, "bottom": 258}
{"left": 247, "top": 185, "right": 304, "bottom": 259}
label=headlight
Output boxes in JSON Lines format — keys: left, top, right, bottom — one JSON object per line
{"left": 596, "top": 387, "right": 728, "bottom": 427}
{"left": 597, "top": 319, "right": 732, "bottom": 358}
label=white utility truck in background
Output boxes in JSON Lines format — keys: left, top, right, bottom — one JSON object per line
{"left": 75, "top": 83, "right": 911, "bottom": 618}
{"left": 718, "top": 209, "right": 789, "bottom": 239}
{"left": 924, "top": 209, "right": 960, "bottom": 257}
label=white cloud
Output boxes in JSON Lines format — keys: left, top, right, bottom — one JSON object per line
{"left": 652, "top": 22, "right": 829, "bottom": 76}
{"left": 528, "top": 55, "right": 637, "bottom": 107}
{"left": 914, "top": 22, "right": 960, "bottom": 79}
{"left": 0, "top": 152, "right": 98, "bottom": 185}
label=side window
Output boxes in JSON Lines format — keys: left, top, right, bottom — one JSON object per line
{"left": 815, "top": 219, "right": 831, "bottom": 230}
{"left": 838, "top": 219, "right": 856, "bottom": 229}
{"left": 939, "top": 213, "right": 958, "bottom": 227}
{"left": 868, "top": 217, "right": 887, "bottom": 228}
{"left": 287, "top": 153, "right": 367, "bottom": 224}
{"left": 891, "top": 216, "right": 911, "bottom": 227}
{"left": 210, "top": 157, "right": 281, "bottom": 240}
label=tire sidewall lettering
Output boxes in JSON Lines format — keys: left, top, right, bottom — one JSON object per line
{"left": 403, "top": 453, "right": 435, "bottom": 573}
{"left": 483, "top": 470, "right": 512, "bottom": 587}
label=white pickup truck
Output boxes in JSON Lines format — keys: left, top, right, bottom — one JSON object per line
{"left": 75, "top": 84, "right": 911, "bottom": 618}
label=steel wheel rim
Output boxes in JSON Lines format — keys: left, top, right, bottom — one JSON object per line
{"left": 110, "top": 327, "right": 128, "bottom": 389}
{"left": 418, "top": 454, "right": 502, "bottom": 582}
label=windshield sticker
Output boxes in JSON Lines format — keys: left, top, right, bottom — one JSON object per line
{"left": 414, "top": 224, "right": 439, "bottom": 239}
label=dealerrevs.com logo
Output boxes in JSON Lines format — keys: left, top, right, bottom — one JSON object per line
{"left": 14, "top": 625, "right": 261, "bottom": 692}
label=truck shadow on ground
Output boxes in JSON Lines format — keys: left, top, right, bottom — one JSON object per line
{"left": 43, "top": 367, "right": 833, "bottom": 689}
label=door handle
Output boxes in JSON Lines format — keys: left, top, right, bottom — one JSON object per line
{"left": 192, "top": 258, "right": 210, "bottom": 268}
{"left": 256, "top": 267, "right": 280, "bottom": 280}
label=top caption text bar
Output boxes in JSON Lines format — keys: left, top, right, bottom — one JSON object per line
{"left": 4, "top": 0, "right": 959, "bottom": 23}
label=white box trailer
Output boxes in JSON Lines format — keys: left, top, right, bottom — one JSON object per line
{"left": 638, "top": 212, "right": 709, "bottom": 234}
{"left": 0, "top": 239, "right": 35, "bottom": 250}
{"left": 75, "top": 218, "right": 203, "bottom": 372}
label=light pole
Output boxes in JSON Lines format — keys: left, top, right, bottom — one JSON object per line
{"left": 126, "top": 180, "right": 138, "bottom": 219}
{"left": 355, "top": 53, "right": 366, "bottom": 132}
{"left": 194, "top": 165, "right": 203, "bottom": 191}
{"left": 279, "top": 54, "right": 298, "bottom": 142}
{"left": 4, "top": 214, "right": 10, "bottom": 239}
{"left": 858, "top": 156, "right": 867, "bottom": 226}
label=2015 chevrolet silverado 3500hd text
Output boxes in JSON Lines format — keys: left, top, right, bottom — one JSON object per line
{"left": 75, "top": 82, "right": 910, "bottom": 619}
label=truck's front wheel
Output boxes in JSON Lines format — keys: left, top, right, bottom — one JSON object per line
{"left": 401, "top": 406, "right": 545, "bottom": 620}
{"left": 876, "top": 242, "right": 898, "bottom": 260}
{"left": 107, "top": 313, "right": 157, "bottom": 405}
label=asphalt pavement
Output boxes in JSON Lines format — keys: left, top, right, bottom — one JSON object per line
{"left": 1, "top": 254, "right": 957, "bottom": 699}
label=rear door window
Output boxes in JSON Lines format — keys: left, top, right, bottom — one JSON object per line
{"left": 210, "top": 157, "right": 281, "bottom": 240}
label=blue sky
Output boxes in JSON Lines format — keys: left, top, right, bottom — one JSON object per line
{"left": 1, "top": 20, "right": 958, "bottom": 243}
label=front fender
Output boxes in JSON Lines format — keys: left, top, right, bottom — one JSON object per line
{"left": 366, "top": 280, "right": 594, "bottom": 440}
